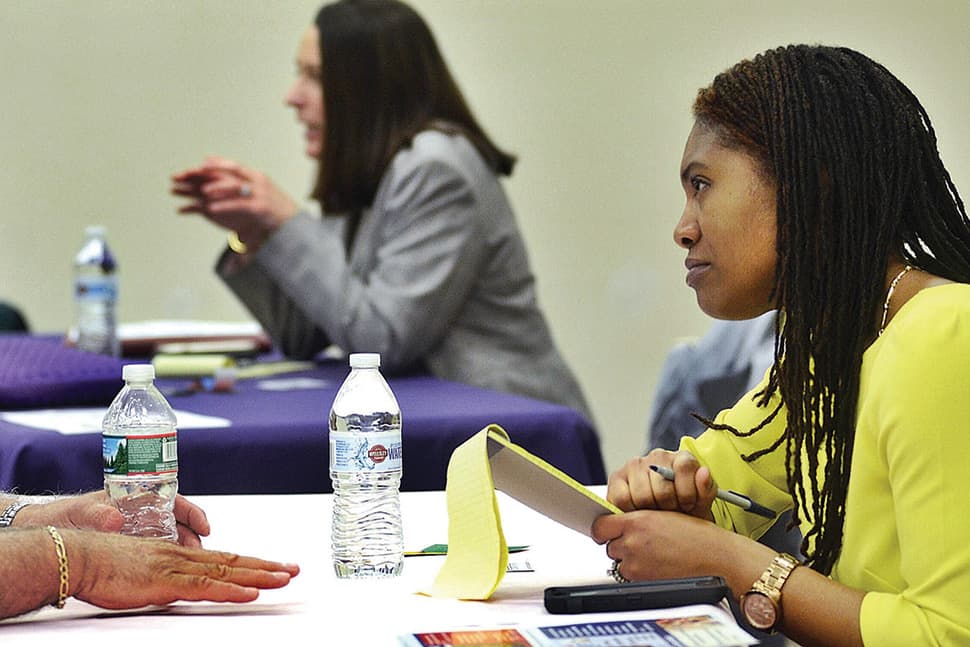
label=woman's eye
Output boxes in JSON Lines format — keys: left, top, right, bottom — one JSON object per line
{"left": 295, "top": 65, "right": 320, "bottom": 81}
{"left": 690, "top": 176, "right": 710, "bottom": 193}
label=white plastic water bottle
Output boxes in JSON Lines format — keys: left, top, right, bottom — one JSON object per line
{"left": 73, "top": 225, "right": 119, "bottom": 356}
{"left": 102, "top": 364, "right": 179, "bottom": 542}
{"left": 330, "top": 353, "right": 404, "bottom": 578}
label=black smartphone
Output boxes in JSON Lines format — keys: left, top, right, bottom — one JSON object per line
{"left": 544, "top": 576, "right": 730, "bottom": 614}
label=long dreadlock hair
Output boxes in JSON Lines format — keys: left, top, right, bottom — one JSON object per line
{"left": 692, "top": 45, "right": 970, "bottom": 575}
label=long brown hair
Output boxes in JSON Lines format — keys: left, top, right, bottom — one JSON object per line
{"left": 693, "top": 45, "right": 970, "bottom": 574}
{"left": 311, "top": 0, "right": 515, "bottom": 217}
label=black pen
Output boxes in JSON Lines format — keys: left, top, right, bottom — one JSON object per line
{"left": 649, "top": 464, "right": 776, "bottom": 519}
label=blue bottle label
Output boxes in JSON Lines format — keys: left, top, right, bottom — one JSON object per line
{"left": 76, "top": 276, "right": 118, "bottom": 303}
{"left": 330, "top": 430, "right": 402, "bottom": 473}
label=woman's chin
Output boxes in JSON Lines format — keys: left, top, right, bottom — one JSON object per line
{"left": 305, "top": 143, "right": 321, "bottom": 159}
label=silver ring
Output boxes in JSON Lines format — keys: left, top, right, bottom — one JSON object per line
{"left": 608, "top": 559, "right": 630, "bottom": 584}
{"left": 239, "top": 183, "right": 252, "bottom": 198}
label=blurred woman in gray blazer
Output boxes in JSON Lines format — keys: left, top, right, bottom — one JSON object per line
{"left": 171, "top": 0, "right": 591, "bottom": 421}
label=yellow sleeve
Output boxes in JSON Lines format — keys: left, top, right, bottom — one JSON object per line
{"left": 855, "top": 287, "right": 970, "bottom": 645}
{"left": 678, "top": 373, "right": 793, "bottom": 540}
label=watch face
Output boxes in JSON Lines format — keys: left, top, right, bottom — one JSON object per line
{"left": 742, "top": 591, "right": 778, "bottom": 630}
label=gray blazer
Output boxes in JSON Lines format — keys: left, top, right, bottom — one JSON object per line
{"left": 219, "top": 130, "right": 591, "bottom": 421}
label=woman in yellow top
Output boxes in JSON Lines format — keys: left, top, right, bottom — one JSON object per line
{"left": 592, "top": 45, "right": 970, "bottom": 646}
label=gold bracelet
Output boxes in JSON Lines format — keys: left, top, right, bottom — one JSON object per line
{"left": 227, "top": 231, "right": 249, "bottom": 254}
{"left": 45, "top": 526, "right": 69, "bottom": 609}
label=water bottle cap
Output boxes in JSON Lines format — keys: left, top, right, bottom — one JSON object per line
{"left": 348, "top": 353, "right": 380, "bottom": 368}
{"left": 85, "top": 225, "right": 106, "bottom": 237}
{"left": 122, "top": 364, "right": 155, "bottom": 382}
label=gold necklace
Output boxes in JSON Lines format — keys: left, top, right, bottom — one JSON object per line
{"left": 878, "top": 264, "right": 913, "bottom": 337}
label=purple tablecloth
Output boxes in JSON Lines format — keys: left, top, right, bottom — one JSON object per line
{"left": 0, "top": 359, "right": 604, "bottom": 495}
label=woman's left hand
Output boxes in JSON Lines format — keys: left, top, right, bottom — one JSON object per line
{"left": 592, "top": 508, "right": 734, "bottom": 582}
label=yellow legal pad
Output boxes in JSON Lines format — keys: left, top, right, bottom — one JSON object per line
{"left": 429, "top": 424, "right": 620, "bottom": 600}
{"left": 152, "top": 354, "right": 314, "bottom": 379}
{"left": 152, "top": 353, "right": 235, "bottom": 377}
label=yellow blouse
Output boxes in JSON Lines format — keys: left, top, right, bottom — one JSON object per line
{"left": 681, "top": 283, "right": 970, "bottom": 645}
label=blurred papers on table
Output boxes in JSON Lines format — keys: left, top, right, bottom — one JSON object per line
{"left": 66, "top": 320, "right": 272, "bottom": 357}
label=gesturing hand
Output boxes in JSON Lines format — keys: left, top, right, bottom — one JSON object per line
{"left": 171, "top": 156, "right": 298, "bottom": 252}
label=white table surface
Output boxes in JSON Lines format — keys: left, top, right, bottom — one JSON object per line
{"left": 0, "top": 489, "right": 740, "bottom": 645}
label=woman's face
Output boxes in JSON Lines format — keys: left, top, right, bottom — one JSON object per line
{"left": 285, "top": 27, "right": 325, "bottom": 159}
{"left": 674, "top": 121, "right": 778, "bottom": 320}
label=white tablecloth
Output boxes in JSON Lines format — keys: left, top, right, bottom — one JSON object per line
{"left": 0, "top": 489, "right": 741, "bottom": 645}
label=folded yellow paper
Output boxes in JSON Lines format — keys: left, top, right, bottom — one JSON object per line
{"left": 152, "top": 353, "right": 235, "bottom": 377}
{"left": 487, "top": 429, "right": 621, "bottom": 537}
{"left": 430, "top": 425, "right": 508, "bottom": 599}
{"left": 430, "top": 424, "right": 620, "bottom": 601}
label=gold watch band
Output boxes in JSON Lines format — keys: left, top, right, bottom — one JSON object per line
{"left": 740, "top": 552, "right": 800, "bottom": 633}
{"left": 754, "top": 552, "right": 799, "bottom": 596}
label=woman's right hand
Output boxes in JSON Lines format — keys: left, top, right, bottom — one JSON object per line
{"left": 171, "top": 156, "right": 299, "bottom": 252}
{"left": 606, "top": 449, "right": 717, "bottom": 521}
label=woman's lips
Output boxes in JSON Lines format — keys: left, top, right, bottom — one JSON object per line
{"left": 685, "top": 259, "right": 710, "bottom": 288}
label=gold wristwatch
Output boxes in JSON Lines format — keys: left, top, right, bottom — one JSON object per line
{"left": 739, "top": 552, "right": 800, "bottom": 633}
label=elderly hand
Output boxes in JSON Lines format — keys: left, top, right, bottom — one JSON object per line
{"left": 1, "top": 527, "right": 300, "bottom": 620}
{"left": 606, "top": 449, "right": 718, "bottom": 520}
{"left": 171, "top": 156, "right": 298, "bottom": 252}
{"left": 66, "top": 529, "right": 298, "bottom": 611}
{"left": 15, "top": 491, "right": 210, "bottom": 548}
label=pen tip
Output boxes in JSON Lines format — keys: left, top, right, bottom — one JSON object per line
{"left": 648, "top": 464, "right": 659, "bottom": 472}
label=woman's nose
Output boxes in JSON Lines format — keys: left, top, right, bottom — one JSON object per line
{"left": 285, "top": 80, "right": 302, "bottom": 108}
{"left": 673, "top": 209, "right": 699, "bottom": 249}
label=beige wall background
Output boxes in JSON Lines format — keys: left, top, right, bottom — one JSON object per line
{"left": 2, "top": 0, "right": 968, "bottom": 478}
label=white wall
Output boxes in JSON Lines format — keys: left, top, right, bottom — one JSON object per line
{"left": 2, "top": 0, "right": 968, "bottom": 477}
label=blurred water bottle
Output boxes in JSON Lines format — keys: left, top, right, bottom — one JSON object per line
{"left": 73, "top": 225, "right": 119, "bottom": 356}
{"left": 102, "top": 364, "right": 179, "bottom": 542}
{"left": 330, "top": 353, "right": 404, "bottom": 578}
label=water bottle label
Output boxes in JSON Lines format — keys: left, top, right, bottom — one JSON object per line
{"left": 75, "top": 276, "right": 118, "bottom": 303}
{"left": 103, "top": 432, "right": 178, "bottom": 476}
{"left": 330, "top": 430, "right": 402, "bottom": 473}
